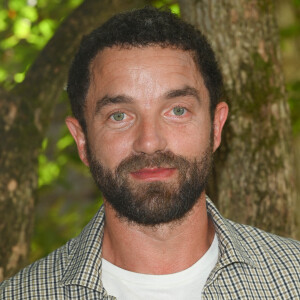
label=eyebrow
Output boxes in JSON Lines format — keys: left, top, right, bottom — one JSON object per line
{"left": 95, "top": 95, "right": 133, "bottom": 115}
{"left": 94, "top": 86, "right": 201, "bottom": 116}
{"left": 165, "top": 86, "right": 201, "bottom": 102}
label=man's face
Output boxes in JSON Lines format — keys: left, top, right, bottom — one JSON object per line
{"left": 67, "top": 46, "right": 228, "bottom": 225}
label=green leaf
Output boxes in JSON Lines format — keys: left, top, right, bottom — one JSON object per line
{"left": 38, "top": 19, "right": 57, "bottom": 40}
{"left": 69, "top": 0, "right": 84, "bottom": 9}
{"left": 27, "top": 33, "right": 48, "bottom": 49}
{"left": 14, "top": 72, "right": 25, "bottom": 83}
{"left": 0, "top": 68, "right": 8, "bottom": 82}
{"left": 56, "top": 134, "right": 74, "bottom": 150}
{"left": 21, "top": 6, "right": 38, "bottom": 22}
{"left": 38, "top": 154, "right": 61, "bottom": 187}
{"left": 9, "top": 0, "right": 27, "bottom": 11}
{"left": 0, "top": 35, "right": 19, "bottom": 49}
{"left": 14, "top": 18, "right": 31, "bottom": 38}
{"left": 0, "top": 10, "right": 8, "bottom": 30}
{"left": 169, "top": 4, "right": 180, "bottom": 16}
{"left": 41, "top": 138, "right": 48, "bottom": 150}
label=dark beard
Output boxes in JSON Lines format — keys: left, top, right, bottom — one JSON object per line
{"left": 86, "top": 145, "right": 213, "bottom": 226}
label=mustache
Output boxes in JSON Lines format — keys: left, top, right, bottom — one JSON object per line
{"left": 115, "top": 151, "right": 191, "bottom": 175}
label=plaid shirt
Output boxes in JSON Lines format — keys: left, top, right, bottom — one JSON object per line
{"left": 1, "top": 197, "right": 299, "bottom": 299}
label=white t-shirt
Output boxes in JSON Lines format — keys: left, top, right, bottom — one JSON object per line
{"left": 101, "top": 235, "right": 218, "bottom": 300}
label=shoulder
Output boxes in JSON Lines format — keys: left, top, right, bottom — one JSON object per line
{"left": 226, "top": 219, "right": 300, "bottom": 281}
{"left": 210, "top": 219, "right": 300, "bottom": 298}
{"left": 0, "top": 206, "right": 106, "bottom": 300}
{"left": 207, "top": 197, "right": 300, "bottom": 268}
{"left": 228, "top": 219, "right": 300, "bottom": 260}
{"left": 0, "top": 238, "right": 75, "bottom": 299}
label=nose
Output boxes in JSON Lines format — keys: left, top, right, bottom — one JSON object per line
{"left": 132, "top": 118, "right": 167, "bottom": 155}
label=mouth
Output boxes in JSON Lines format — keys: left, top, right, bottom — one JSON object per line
{"left": 130, "top": 167, "right": 177, "bottom": 181}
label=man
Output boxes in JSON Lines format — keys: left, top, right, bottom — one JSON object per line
{"left": 1, "top": 6, "right": 299, "bottom": 300}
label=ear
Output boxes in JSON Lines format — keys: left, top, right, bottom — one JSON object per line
{"left": 65, "top": 117, "right": 89, "bottom": 166}
{"left": 213, "top": 102, "right": 229, "bottom": 152}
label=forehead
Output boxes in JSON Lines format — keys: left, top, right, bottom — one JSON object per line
{"left": 87, "top": 46, "right": 208, "bottom": 105}
{"left": 92, "top": 44, "right": 197, "bottom": 66}
{"left": 90, "top": 46, "right": 200, "bottom": 78}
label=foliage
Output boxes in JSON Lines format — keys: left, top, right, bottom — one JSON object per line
{"left": 151, "top": 0, "right": 180, "bottom": 15}
{"left": 287, "top": 81, "right": 300, "bottom": 134}
{"left": 277, "top": 0, "right": 300, "bottom": 134}
{"left": 0, "top": 0, "right": 83, "bottom": 88}
{"left": 31, "top": 195, "right": 102, "bottom": 262}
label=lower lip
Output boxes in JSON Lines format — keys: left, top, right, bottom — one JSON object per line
{"left": 130, "top": 168, "right": 176, "bottom": 181}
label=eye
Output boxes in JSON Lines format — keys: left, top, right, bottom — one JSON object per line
{"left": 172, "top": 106, "right": 186, "bottom": 116}
{"left": 111, "top": 112, "right": 125, "bottom": 121}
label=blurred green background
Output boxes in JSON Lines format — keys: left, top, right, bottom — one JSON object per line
{"left": 0, "top": 0, "right": 299, "bottom": 262}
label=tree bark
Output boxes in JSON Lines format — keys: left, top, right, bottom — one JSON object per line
{"left": 0, "top": 0, "right": 147, "bottom": 281}
{"left": 179, "top": 0, "right": 296, "bottom": 237}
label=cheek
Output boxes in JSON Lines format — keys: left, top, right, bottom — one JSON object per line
{"left": 92, "top": 130, "right": 133, "bottom": 169}
{"left": 166, "top": 121, "right": 212, "bottom": 158}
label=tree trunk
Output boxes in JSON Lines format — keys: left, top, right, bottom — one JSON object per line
{"left": 0, "top": 0, "right": 146, "bottom": 281}
{"left": 179, "top": 0, "right": 296, "bottom": 237}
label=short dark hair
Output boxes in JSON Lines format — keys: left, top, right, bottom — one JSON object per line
{"left": 67, "top": 6, "right": 223, "bottom": 131}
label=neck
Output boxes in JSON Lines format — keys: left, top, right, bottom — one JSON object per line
{"left": 102, "top": 193, "right": 215, "bottom": 275}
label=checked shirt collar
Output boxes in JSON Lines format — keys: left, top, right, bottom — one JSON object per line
{"left": 59, "top": 207, "right": 106, "bottom": 294}
{"left": 58, "top": 196, "right": 256, "bottom": 292}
